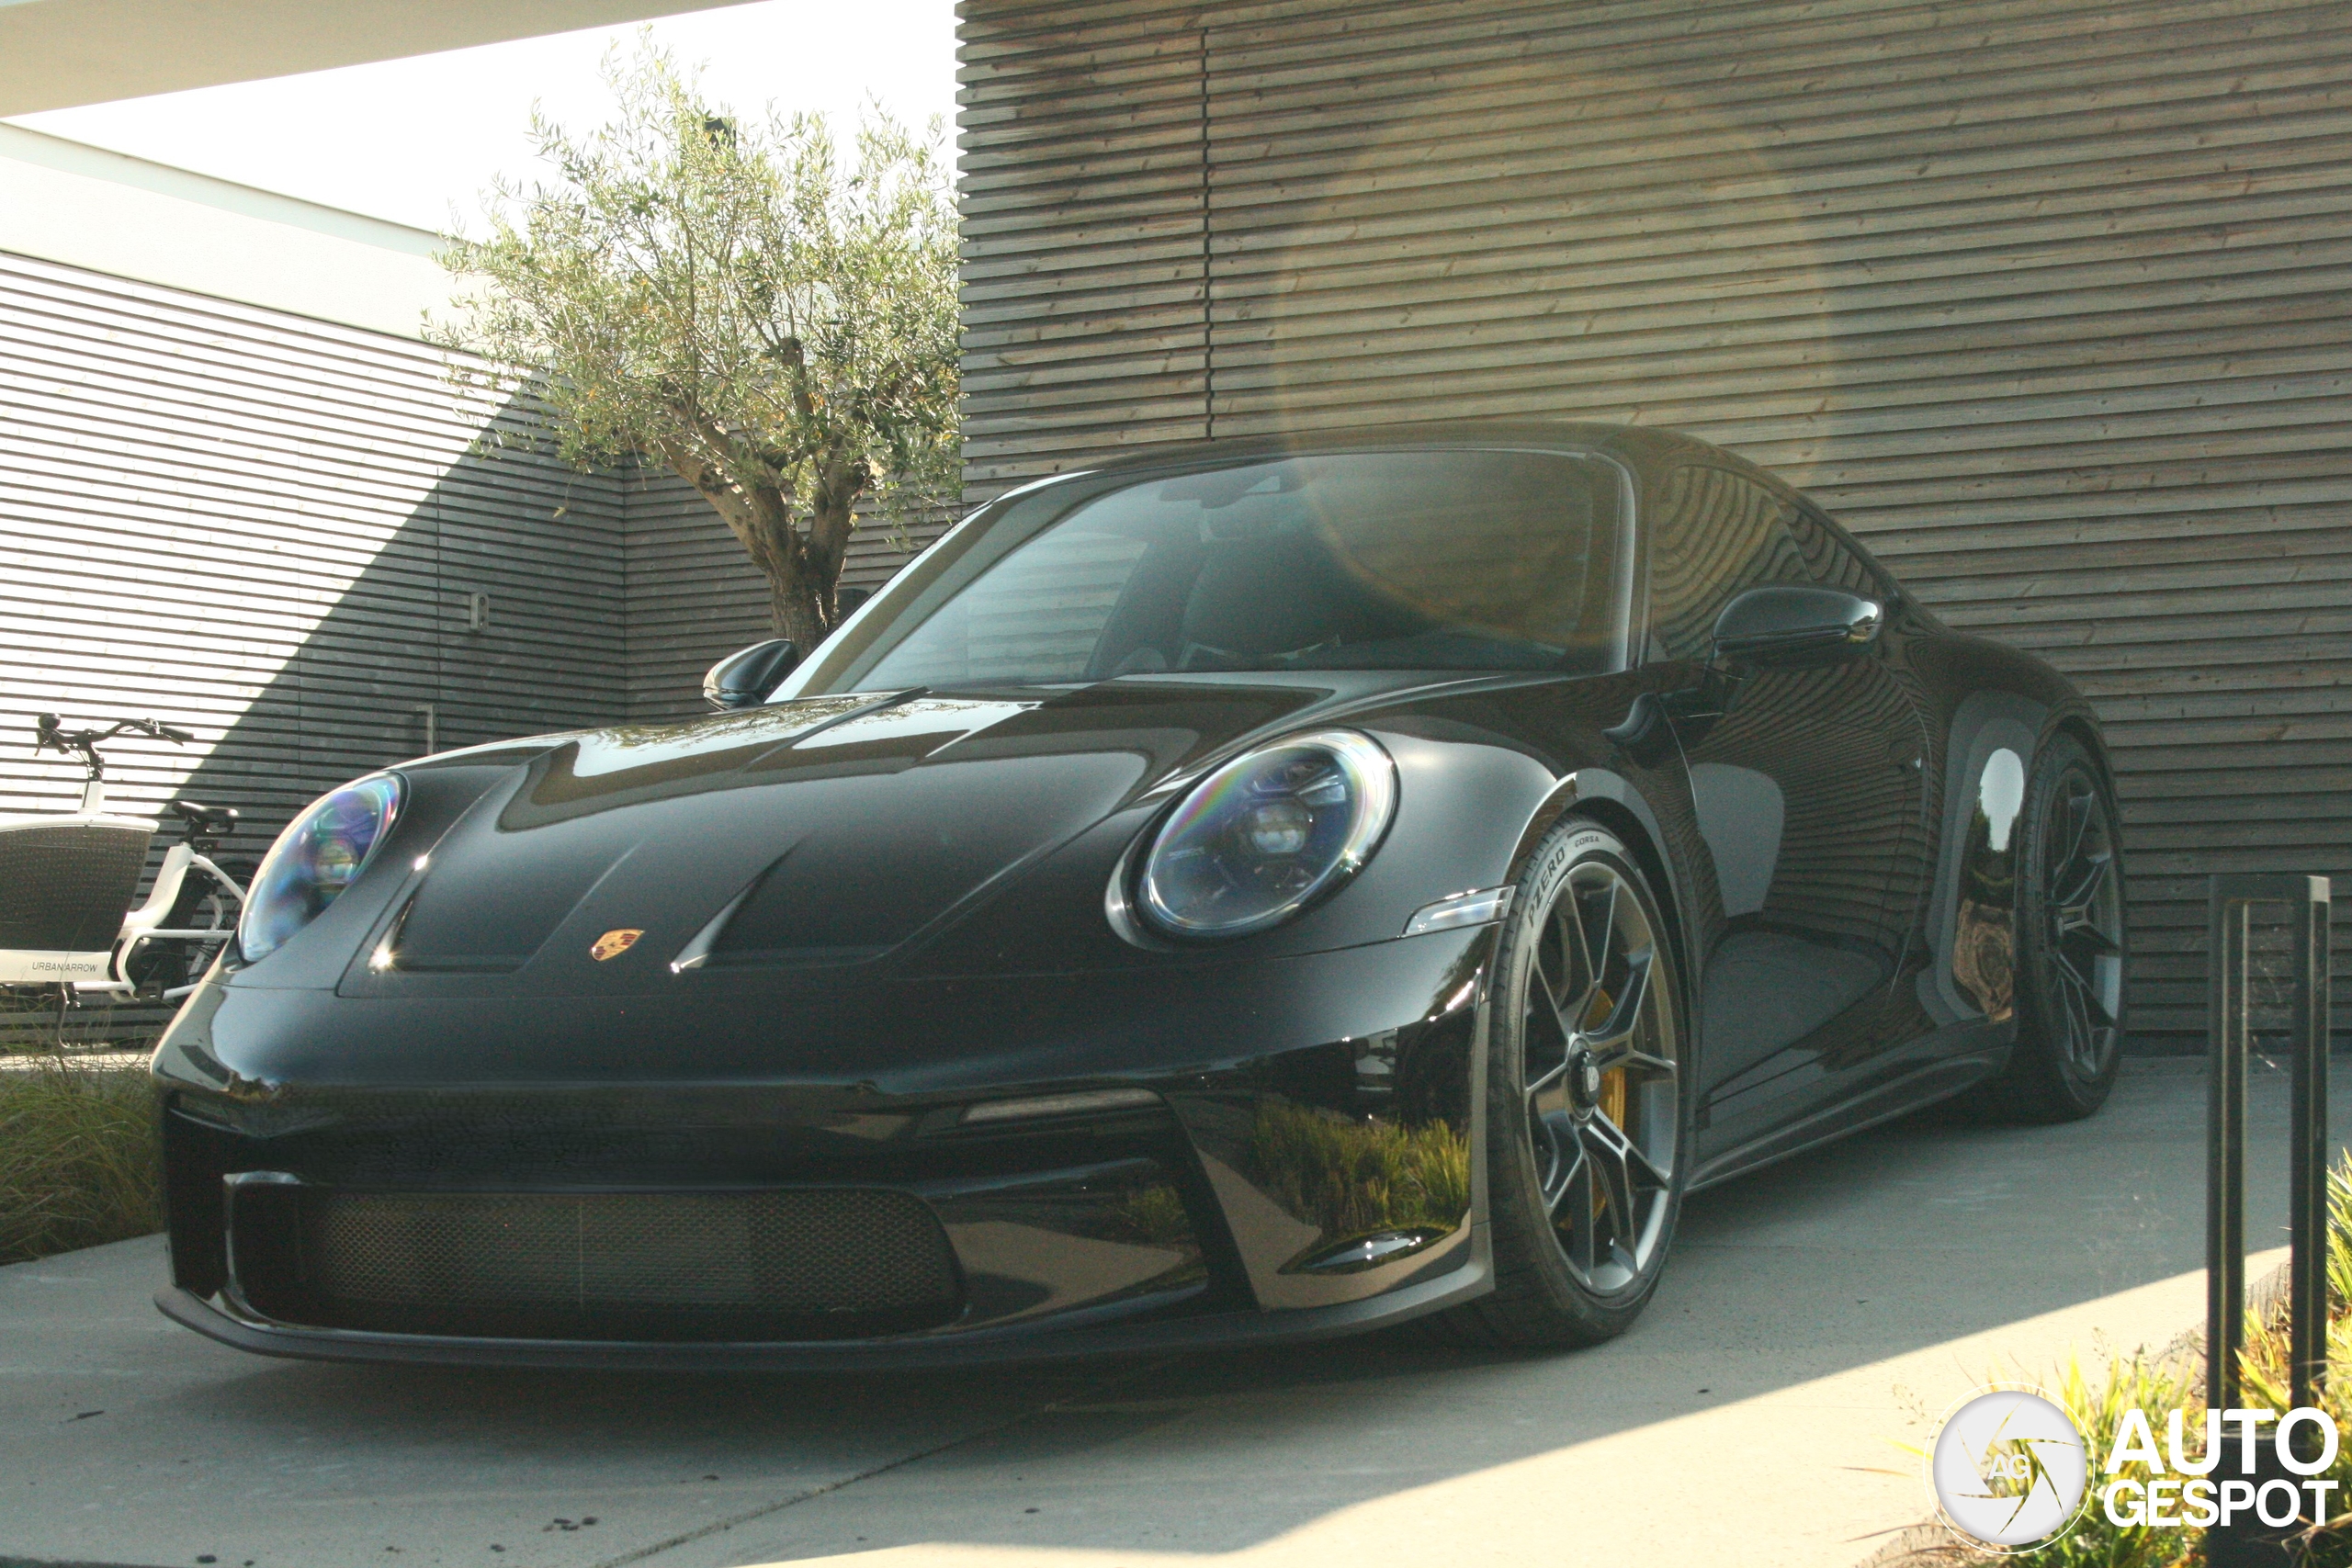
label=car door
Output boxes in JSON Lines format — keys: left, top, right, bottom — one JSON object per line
{"left": 1644, "top": 464, "right": 1930, "bottom": 1151}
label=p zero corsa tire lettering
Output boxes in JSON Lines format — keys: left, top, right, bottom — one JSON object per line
{"left": 1980, "top": 732, "right": 2129, "bottom": 1123}
{"left": 1436, "top": 819, "right": 1690, "bottom": 1348}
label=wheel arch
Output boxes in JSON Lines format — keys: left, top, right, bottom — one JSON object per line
{"left": 1565, "top": 797, "right": 1687, "bottom": 990}
{"left": 2032, "top": 712, "right": 2128, "bottom": 903}
{"left": 2045, "top": 713, "right": 2120, "bottom": 798}
{"left": 1981, "top": 709, "right": 2130, "bottom": 1120}
{"left": 1452, "top": 769, "right": 1697, "bottom": 1348}
{"left": 1503, "top": 773, "right": 1696, "bottom": 1055}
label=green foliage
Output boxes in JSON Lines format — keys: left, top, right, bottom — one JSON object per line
{"left": 1105, "top": 1180, "right": 1195, "bottom": 1249}
{"left": 2230, "top": 1156, "right": 2352, "bottom": 1566}
{"left": 0, "top": 1058, "right": 162, "bottom": 1265}
{"left": 1244, "top": 1098, "right": 1472, "bottom": 1246}
{"left": 432, "top": 37, "right": 960, "bottom": 642}
{"left": 1996, "top": 1354, "right": 2199, "bottom": 1568}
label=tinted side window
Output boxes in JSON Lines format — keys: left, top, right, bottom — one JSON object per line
{"left": 1648, "top": 466, "right": 1810, "bottom": 660}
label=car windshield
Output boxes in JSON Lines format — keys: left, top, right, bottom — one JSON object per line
{"left": 814, "top": 448, "right": 1626, "bottom": 694}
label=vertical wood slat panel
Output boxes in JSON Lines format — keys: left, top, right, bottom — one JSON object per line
{"left": 957, "top": 0, "right": 2352, "bottom": 1053}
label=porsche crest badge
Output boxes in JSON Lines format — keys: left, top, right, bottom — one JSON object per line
{"left": 591, "top": 929, "right": 644, "bottom": 962}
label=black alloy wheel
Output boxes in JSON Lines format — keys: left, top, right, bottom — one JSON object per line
{"left": 1984, "top": 732, "right": 2128, "bottom": 1122}
{"left": 1435, "top": 818, "right": 1689, "bottom": 1348}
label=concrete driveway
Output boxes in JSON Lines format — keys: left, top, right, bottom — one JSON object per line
{"left": 3, "top": 1058, "right": 2335, "bottom": 1568}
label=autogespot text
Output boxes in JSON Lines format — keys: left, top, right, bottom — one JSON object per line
{"left": 2100, "top": 1406, "right": 2341, "bottom": 1529}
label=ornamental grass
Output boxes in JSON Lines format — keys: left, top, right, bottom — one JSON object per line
{"left": 0, "top": 1055, "right": 162, "bottom": 1265}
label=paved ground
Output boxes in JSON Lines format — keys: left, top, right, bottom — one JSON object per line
{"left": 2, "top": 1058, "right": 2336, "bottom": 1568}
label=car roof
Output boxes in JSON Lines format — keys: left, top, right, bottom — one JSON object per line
{"left": 1068, "top": 420, "right": 1738, "bottom": 483}
{"left": 1036, "top": 419, "right": 1922, "bottom": 626}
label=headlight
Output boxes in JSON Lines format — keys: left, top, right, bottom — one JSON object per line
{"left": 1135, "top": 730, "right": 1396, "bottom": 939}
{"left": 236, "top": 773, "right": 403, "bottom": 963}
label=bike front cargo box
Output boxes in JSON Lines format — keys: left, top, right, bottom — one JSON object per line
{"left": 0, "top": 814, "right": 154, "bottom": 984}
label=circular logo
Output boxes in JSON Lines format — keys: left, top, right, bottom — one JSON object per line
{"left": 1927, "top": 1386, "right": 2089, "bottom": 1550}
{"left": 1567, "top": 1047, "right": 1602, "bottom": 1116}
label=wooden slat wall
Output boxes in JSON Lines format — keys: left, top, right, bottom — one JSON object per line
{"left": 0, "top": 248, "right": 628, "bottom": 874}
{"left": 958, "top": 0, "right": 2352, "bottom": 1052}
{"left": 959, "top": 3, "right": 1214, "bottom": 497}
{"left": 620, "top": 468, "right": 775, "bottom": 725}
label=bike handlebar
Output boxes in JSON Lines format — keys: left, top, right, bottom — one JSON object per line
{"left": 33, "top": 713, "right": 192, "bottom": 769}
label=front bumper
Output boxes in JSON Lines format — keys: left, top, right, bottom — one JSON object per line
{"left": 153, "top": 926, "right": 1497, "bottom": 1365}
{"left": 153, "top": 1243, "right": 1488, "bottom": 1370}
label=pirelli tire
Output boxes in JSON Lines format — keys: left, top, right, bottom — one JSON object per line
{"left": 1433, "top": 819, "right": 1690, "bottom": 1350}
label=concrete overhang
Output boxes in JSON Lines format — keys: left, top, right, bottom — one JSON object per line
{"left": 0, "top": 0, "right": 763, "bottom": 116}
{"left": 0, "top": 122, "right": 453, "bottom": 335}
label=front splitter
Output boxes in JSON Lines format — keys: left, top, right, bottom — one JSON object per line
{"left": 155, "top": 1239, "right": 1488, "bottom": 1372}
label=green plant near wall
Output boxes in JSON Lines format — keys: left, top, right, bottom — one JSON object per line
{"left": 2224, "top": 1159, "right": 2352, "bottom": 1567}
{"left": 0, "top": 1059, "right": 161, "bottom": 1265}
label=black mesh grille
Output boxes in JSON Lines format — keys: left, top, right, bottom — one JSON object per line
{"left": 243, "top": 1188, "right": 963, "bottom": 1341}
{"left": 0, "top": 820, "right": 150, "bottom": 952}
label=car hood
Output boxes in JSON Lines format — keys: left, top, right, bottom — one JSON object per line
{"left": 352, "top": 676, "right": 1435, "bottom": 990}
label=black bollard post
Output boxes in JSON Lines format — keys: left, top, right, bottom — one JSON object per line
{"left": 2205, "top": 874, "right": 2332, "bottom": 1568}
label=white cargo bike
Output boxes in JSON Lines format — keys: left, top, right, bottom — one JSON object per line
{"left": 1, "top": 716, "right": 251, "bottom": 1003}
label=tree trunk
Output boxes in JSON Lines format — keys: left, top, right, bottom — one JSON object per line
{"left": 657, "top": 441, "right": 865, "bottom": 655}
{"left": 769, "top": 570, "right": 826, "bottom": 649}
{"left": 734, "top": 491, "right": 825, "bottom": 648}
{"left": 802, "top": 452, "right": 867, "bottom": 636}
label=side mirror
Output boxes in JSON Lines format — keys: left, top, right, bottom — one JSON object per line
{"left": 1711, "top": 585, "right": 1883, "bottom": 669}
{"left": 702, "top": 638, "right": 802, "bottom": 710}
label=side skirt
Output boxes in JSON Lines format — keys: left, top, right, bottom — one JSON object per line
{"left": 1685, "top": 1032, "right": 2009, "bottom": 1194}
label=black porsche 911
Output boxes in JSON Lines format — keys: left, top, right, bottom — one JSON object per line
{"left": 152, "top": 422, "right": 2126, "bottom": 1366}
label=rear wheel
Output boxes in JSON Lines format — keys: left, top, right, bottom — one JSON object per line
{"left": 1435, "top": 819, "right": 1689, "bottom": 1348}
{"left": 1978, "top": 734, "right": 2126, "bottom": 1122}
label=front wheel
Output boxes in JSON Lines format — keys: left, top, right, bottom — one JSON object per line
{"left": 1434, "top": 819, "right": 1690, "bottom": 1349}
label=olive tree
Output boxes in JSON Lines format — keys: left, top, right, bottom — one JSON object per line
{"left": 432, "top": 44, "right": 959, "bottom": 645}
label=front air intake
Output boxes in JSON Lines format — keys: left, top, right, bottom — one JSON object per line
{"left": 233, "top": 1186, "right": 963, "bottom": 1341}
